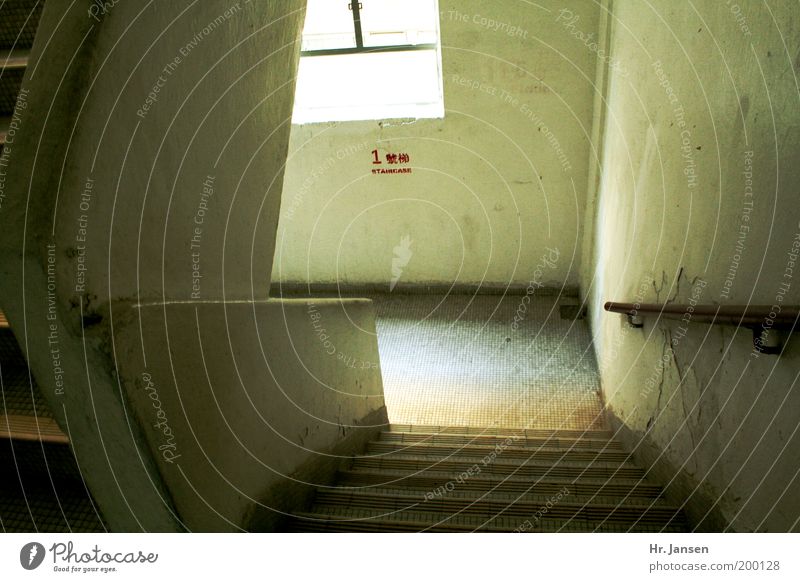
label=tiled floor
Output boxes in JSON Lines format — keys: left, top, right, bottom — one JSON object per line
{"left": 371, "top": 294, "right": 604, "bottom": 431}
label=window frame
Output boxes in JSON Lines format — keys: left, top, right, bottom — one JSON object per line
{"left": 299, "top": 1, "right": 438, "bottom": 57}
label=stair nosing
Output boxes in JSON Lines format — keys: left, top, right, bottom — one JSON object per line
{"left": 0, "top": 414, "right": 69, "bottom": 444}
{"left": 368, "top": 440, "right": 629, "bottom": 457}
{"left": 0, "top": 49, "right": 30, "bottom": 70}
{"left": 388, "top": 424, "right": 613, "bottom": 439}
{"left": 380, "top": 432, "right": 621, "bottom": 449}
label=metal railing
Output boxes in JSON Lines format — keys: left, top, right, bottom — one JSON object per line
{"left": 604, "top": 302, "right": 799, "bottom": 354}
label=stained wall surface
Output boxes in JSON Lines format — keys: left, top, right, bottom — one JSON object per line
{"left": 588, "top": 0, "right": 800, "bottom": 531}
{"left": 273, "top": 0, "right": 601, "bottom": 289}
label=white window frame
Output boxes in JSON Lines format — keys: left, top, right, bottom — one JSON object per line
{"left": 292, "top": 0, "right": 444, "bottom": 124}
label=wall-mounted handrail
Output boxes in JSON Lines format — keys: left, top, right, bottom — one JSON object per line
{"left": 604, "top": 302, "right": 799, "bottom": 354}
{"left": 605, "top": 302, "right": 799, "bottom": 328}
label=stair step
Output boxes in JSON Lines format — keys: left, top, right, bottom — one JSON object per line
{"left": 291, "top": 507, "right": 686, "bottom": 533}
{"left": 0, "top": 309, "right": 8, "bottom": 328}
{"left": 351, "top": 454, "right": 644, "bottom": 480}
{"left": 312, "top": 489, "right": 682, "bottom": 523}
{"left": 318, "top": 485, "right": 669, "bottom": 508}
{"left": 336, "top": 469, "right": 665, "bottom": 499}
{"left": 295, "top": 422, "right": 684, "bottom": 532}
{"left": 380, "top": 430, "right": 622, "bottom": 450}
{"left": 0, "top": 414, "right": 68, "bottom": 444}
{"left": 389, "top": 424, "right": 613, "bottom": 441}
{"left": 367, "top": 440, "right": 630, "bottom": 462}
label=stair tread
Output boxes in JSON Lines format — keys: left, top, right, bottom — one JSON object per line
{"left": 351, "top": 460, "right": 644, "bottom": 482}
{"left": 380, "top": 431, "right": 621, "bottom": 449}
{"left": 0, "top": 49, "right": 30, "bottom": 70}
{"left": 291, "top": 421, "right": 687, "bottom": 532}
{"left": 0, "top": 413, "right": 68, "bottom": 444}
{"left": 369, "top": 440, "right": 629, "bottom": 459}
{"left": 315, "top": 488, "right": 679, "bottom": 511}
{"left": 389, "top": 424, "right": 613, "bottom": 439}
{"left": 307, "top": 499, "right": 685, "bottom": 526}
{"left": 317, "top": 486, "right": 670, "bottom": 507}
{"left": 292, "top": 509, "right": 686, "bottom": 533}
{"left": 353, "top": 451, "right": 638, "bottom": 469}
{"left": 338, "top": 468, "right": 663, "bottom": 491}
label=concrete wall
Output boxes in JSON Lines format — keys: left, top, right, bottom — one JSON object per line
{"left": 0, "top": 0, "right": 386, "bottom": 531}
{"left": 273, "top": 0, "right": 600, "bottom": 289}
{"left": 588, "top": 0, "right": 800, "bottom": 531}
{"left": 114, "top": 299, "right": 386, "bottom": 531}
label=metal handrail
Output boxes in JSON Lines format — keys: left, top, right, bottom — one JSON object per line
{"left": 604, "top": 302, "right": 799, "bottom": 354}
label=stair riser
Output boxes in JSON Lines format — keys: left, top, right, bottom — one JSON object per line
{"left": 321, "top": 487, "right": 669, "bottom": 508}
{"left": 293, "top": 521, "right": 684, "bottom": 533}
{"left": 294, "top": 510, "right": 686, "bottom": 533}
{"left": 0, "top": 441, "right": 85, "bottom": 485}
{"left": 368, "top": 443, "right": 630, "bottom": 463}
{"left": 381, "top": 433, "right": 622, "bottom": 450}
{"left": 313, "top": 495, "right": 682, "bottom": 524}
{"left": 352, "top": 459, "right": 644, "bottom": 480}
{"left": 337, "top": 472, "right": 664, "bottom": 499}
{"left": 389, "top": 425, "right": 614, "bottom": 440}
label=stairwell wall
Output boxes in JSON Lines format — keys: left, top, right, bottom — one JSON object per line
{"left": 272, "top": 0, "right": 601, "bottom": 290}
{"left": 587, "top": 0, "right": 800, "bottom": 531}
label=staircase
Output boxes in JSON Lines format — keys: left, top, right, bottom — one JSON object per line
{"left": 0, "top": 311, "right": 106, "bottom": 532}
{"left": 290, "top": 424, "right": 687, "bottom": 532}
{"left": 0, "top": 1, "right": 106, "bottom": 533}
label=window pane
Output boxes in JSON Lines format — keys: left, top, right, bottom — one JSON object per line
{"left": 360, "top": 0, "right": 439, "bottom": 47}
{"left": 302, "top": 0, "right": 357, "bottom": 51}
{"left": 293, "top": 50, "right": 444, "bottom": 123}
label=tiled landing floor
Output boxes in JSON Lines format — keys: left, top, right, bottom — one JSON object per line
{"left": 371, "top": 294, "right": 604, "bottom": 430}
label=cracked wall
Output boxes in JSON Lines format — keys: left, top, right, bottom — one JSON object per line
{"left": 588, "top": 1, "right": 800, "bottom": 531}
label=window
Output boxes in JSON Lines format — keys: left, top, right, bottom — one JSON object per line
{"left": 292, "top": 0, "right": 444, "bottom": 124}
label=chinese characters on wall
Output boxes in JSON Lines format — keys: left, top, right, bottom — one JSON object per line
{"left": 372, "top": 149, "right": 413, "bottom": 174}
